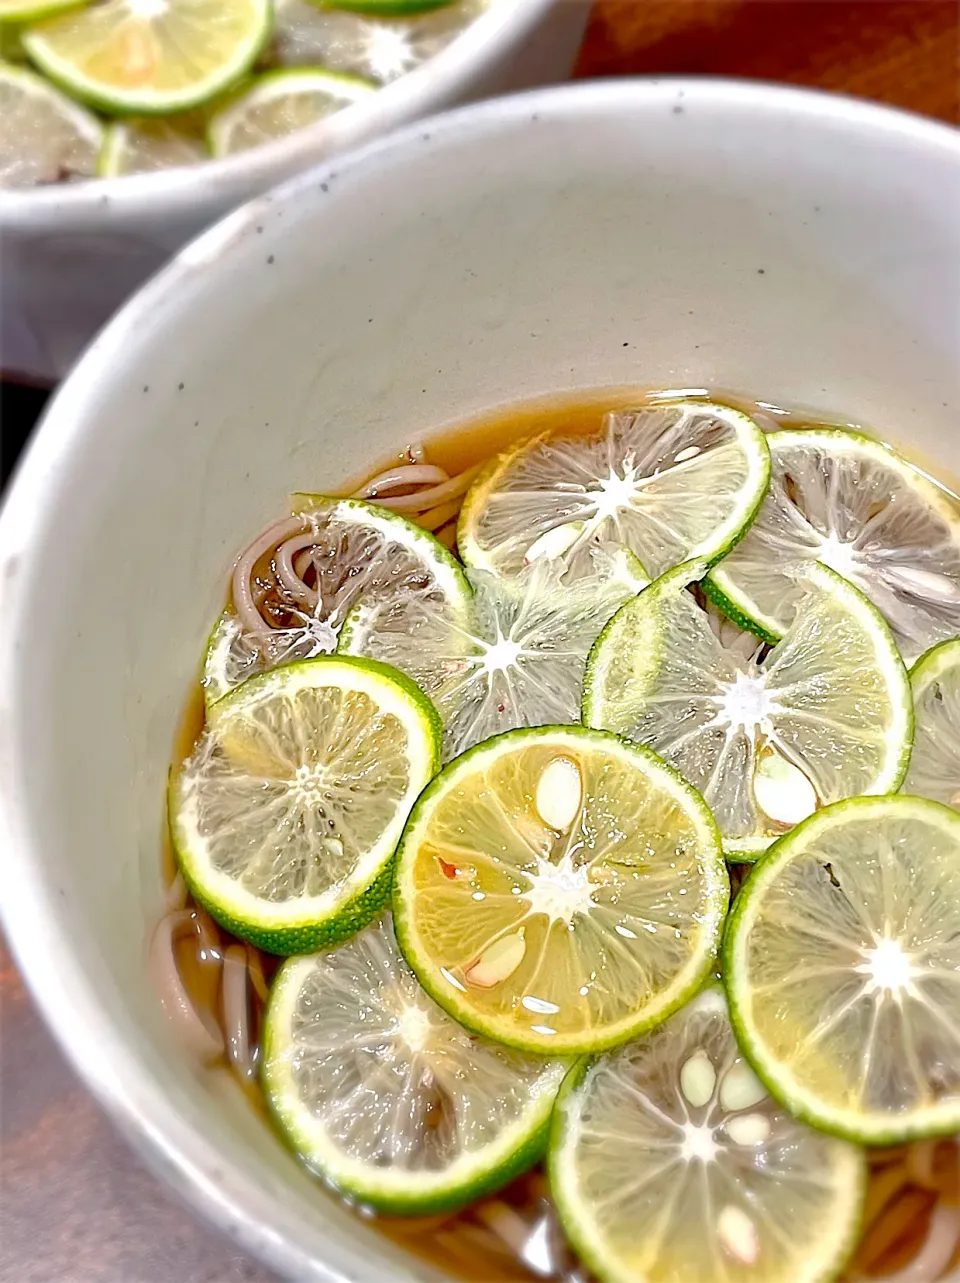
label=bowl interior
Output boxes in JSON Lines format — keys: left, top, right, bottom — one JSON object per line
{"left": 1, "top": 80, "right": 958, "bottom": 1283}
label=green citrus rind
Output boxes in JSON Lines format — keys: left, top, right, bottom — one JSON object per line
{"left": 264, "top": 953, "right": 566, "bottom": 1213}
{"left": 22, "top": 0, "right": 272, "bottom": 116}
{"left": 705, "top": 426, "right": 960, "bottom": 646}
{"left": 207, "top": 67, "right": 375, "bottom": 157}
{"left": 457, "top": 401, "right": 771, "bottom": 581}
{"left": 723, "top": 793, "right": 960, "bottom": 1144}
{"left": 393, "top": 723, "right": 729, "bottom": 1056}
{"left": 201, "top": 496, "right": 472, "bottom": 711}
{"left": 170, "top": 655, "right": 442, "bottom": 956}
{"left": 547, "top": 996, "right": 868, "bottom": 1283}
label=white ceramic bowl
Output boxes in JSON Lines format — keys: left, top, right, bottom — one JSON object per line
{"left": 0, "top": 0, "right": 588, "bottom": 385}
{"left": 1, "top": 79, "right": 958, "bottom": 1283}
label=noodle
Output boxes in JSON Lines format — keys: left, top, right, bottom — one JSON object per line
{"left": 859, "top": 1190, "right": 937, "bottom": 1273}
{"left": 909, "top": 1142, "right": 941, "bottom": 1190}
{"left": 222, "top": 944, "right": 257, "bottom": 1083}
{"left": 434, "top": 521, "right": 459, "bottom": 550}
{"left": 274, "top": 532, "right": 323, "bottom": 607}
{"left": 232, "top": 514, "right": 306, "bottom": 636}
{"left": 353, "top": 463, "right": 481, "bottom": 513}
{"left": 872, "top": 1206, "right": 960, "bottom": 1283}
{"left": 418, "top": 498, "right": 464, "bottom": 533}
{"left": 356, "top": 463, "right": 450, "bottom": 498}
{"left": 150, "top": 910, "right": 224, "bottom": 1061}
{"left": 163, "top": 870, "right": 188, "bottom": 913}
{"left": 246, "top": 942, "right": 271, "bottom": 1005}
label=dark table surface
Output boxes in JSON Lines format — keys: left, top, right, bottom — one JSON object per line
{"left": 2, "top": 3, "right": 958, "bottom": 1281}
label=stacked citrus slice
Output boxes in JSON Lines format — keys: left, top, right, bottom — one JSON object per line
{"left": 550, "top": 986, "right": 866, "bottom": 1283}
{"left": 202, "top": 498, "right": 471, "bottom": 707}
{"left": 706, "top": 428, "right": 960, "bottom": 665}
{"left": 584, "top": 558, "right": 912, "bottom": 859}
{"left": 340, "top": 547, "right": 647, "bottom": 760}
{"left": 459, "top": 401, "right": 770, "bottom": 585}
{"left": 263, "top": 917, "right": 567, "bottom": 1213}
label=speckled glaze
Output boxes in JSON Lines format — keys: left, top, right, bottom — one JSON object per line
{"left": 0, "top": 0, "right": 588, "bottom": 384}
{"left": 0, "top": 80, "right": 958, "bottom": 1283}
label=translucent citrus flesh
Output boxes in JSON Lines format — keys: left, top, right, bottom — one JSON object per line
{"left": 173, "top": 657, "right": 439, "bottom": 951}
{"left": 342, "top": 548, "right": 646, "bottom": 761}
{"left": 101, "top": 116, "right": 207, "bottom": 174}
{"left": 708, "top": 429, "right": 960, "bottom": 664}
{"left": 268, "top": 0, "right": 483, "bottom": 85}
{"left": 551, "top": 988, "right": 865, "bottom": 1283}
{"left": 209, "top": 70, "right": 373, "bottom": 156}
{"left": 264, "top": 917, "right": 566, "bottom": 1211}
{"left": 23, "top": 0, "right": 270, "bottom": 112}
{"left": 202, "top": 499, "right": 469, "bottom": 706}
{"left": 585, "top": 561, "right": 911, "bottom": 851}
{"left": 0, "top": 62, "right": 101, "bottom": 187}
{"left": 725, "top": 797, "right": 960, "bottom": 1141}
{"left": 903, "top": 639, "right": 960, "bottom": 809}
{"left": 395, "top": 728, "right": 728, "bottom": 1054}
{"left": 459, "top": 402, "right": 769, "bottom": 586}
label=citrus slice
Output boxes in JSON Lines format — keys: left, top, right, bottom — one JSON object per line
{"left": 705, "top": 428, "right": 960, "bottom": 665}
{"left": 339, "top": 546, "right": 648, "bottom": 761}
{"left": 458, "top": 401, "right": 770, "bottom": 587}
{"left": 263, "top": 916, "right": 567, "bottom": 1214}
{"left": 268, "top": 0, "right": 480, "bottom": 83}
{"left": 201, "top": 498, "right": 471, "bottom": 709}
{"left": 0, "top": 60, "right": 101, "bottom": 187}
{"left": 724, "top": 794, "right": 960, "bottom": 1143}
{"left": 98, "top": 114, "right": 207, "bottom": 175}
{"left": 584, "top": 559, "right": 912, "bottom": 861}
{"left": 170, "top": 655, "right": 441, "bottom": 955}
{"left": 549, "top": 985, "right": 866, "bottom": 1283}
{"left": 22, "top": 0, "right": 271, "bottom": 115}
{"left": 208, "top": 68, "right": 374, "bottom": 157}
{"left": 393, "top": 725, "right": 729, "bottom": 1056}
{"left": 903, "top": 637, "right": 960, "bottom": 808}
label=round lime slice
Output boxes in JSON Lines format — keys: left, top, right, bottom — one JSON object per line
{"left": 705, "top": 427, "right": 960, "bottom": 665}
{"left": 170, "top": 655, "right": 441, "bottom": 955}
{"left": 208, "top": 68, "right": 374, "bottom": 157}
{"left": 202, "top": 497, "right": 471, "bottom": 709}
{"left": 724, "top": 794, "right": 960, "bottom": 1144}
{"left": 0, "top": 59, "right": 101, "bottom": 187}
{"left": 458, "top": 400, "right": 770, "bottom": 587}
{"left": 585, "top": 559, "right": 912, "bottom": 861}
{"left": 98, "top": 114, "right": 207, "bottom": 175}
{"left": 22, "top": 0, "right": 271, "bottom": 115}
{"left": 263, "top": 916, "right": 567, "bottom": 1214}
{"left": 549, "top": 985, "right": 866, "bottom": 1283}
{"left": 393, "top": 725, "right": 729, "bottom": 1056}
{"left": 340, "top": 545, "right": 647, "bottom": 761}
{"left": 903, "top": 637, "right": 960, "bottom": 809}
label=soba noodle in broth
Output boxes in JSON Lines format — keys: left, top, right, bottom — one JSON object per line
{"left": 154, "top": 394, "right": 960, "bottom": 1283}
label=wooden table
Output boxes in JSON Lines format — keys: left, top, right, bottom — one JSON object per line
{"left": 2, "top": 5, "right": 956, "bottom": 1282}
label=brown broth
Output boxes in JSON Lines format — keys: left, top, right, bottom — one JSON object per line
{"left": 161, "top": 389, "right": 960, "bottom": 1283}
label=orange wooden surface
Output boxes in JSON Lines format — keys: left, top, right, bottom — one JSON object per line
{"left": 2, "top": 6, "right": 957, "bottom": 1283}
{"left": 578, "top": 0, "right": 959, "bottom": 123}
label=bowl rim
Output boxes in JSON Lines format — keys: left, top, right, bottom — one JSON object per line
{"left": 1, "top": 76, "right": 958, "bottom": 1283}
{"left": 0, "top": 0, "right": 554, "bottom": 230}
